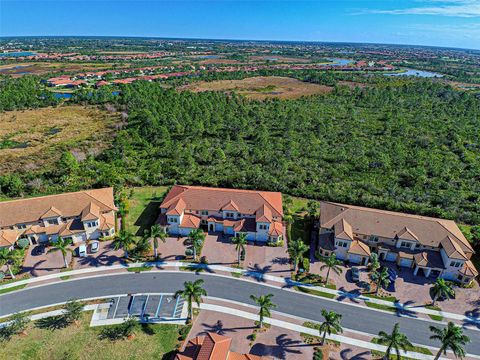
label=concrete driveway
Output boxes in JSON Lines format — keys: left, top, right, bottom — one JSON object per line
{"left": 22, "top": 243, "right": 73, "bottom": 277}
{"left": 201, "top": 233, "right": 291, "bottom": 276}
{"left": 72, "top": 240, "right": 124, "bottom": 269}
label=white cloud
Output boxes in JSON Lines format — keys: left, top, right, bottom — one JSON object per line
{"left": 357, "top": 0, "right": 480, "bottom": 17}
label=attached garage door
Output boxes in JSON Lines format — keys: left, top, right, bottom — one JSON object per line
{"left": 386, "top": 252, "right": 397, "bottom": 262}
{"left": 348, "top": 254, "right": 362, "bottom": 264}
{"left": 399, "top": 258, "right": 413, "bottom": 268}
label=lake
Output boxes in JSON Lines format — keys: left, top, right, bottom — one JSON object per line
{"left": 53, "top": 91, "right": 120, "bottom": 99}
{"left": 384, "top": 69, "right": 444, "bottom": 78}
{"left": 0, "top": 51, "right": 37, "bottom": 57}
{"left": 326, "top": 58, "right": 353, "bottom": 66}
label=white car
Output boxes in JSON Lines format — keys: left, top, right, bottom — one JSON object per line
{"left": 78, "top": 244, "right": 87, "bottom": 257}
{"left": 90, "top": 241, "right": 99, "bottom": 253}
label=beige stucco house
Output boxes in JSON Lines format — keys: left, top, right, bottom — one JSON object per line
{"left": 318, "top": 201, "right": 478, "bottom": 284}
{"left": 158, "top": 185, "right": 284, "bottom": 243}
{"left": 0, "top": 188, "right": 117, "bottom": 247}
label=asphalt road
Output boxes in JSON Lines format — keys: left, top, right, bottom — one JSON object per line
{"left": 1, "top": 272, "right": 479, "bottom": 355}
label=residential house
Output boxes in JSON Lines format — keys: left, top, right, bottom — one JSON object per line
{"left": 318, "top": 201, "right": 478, "bottom": 284}
{"left": 0, "top": 188, "right": 117, "bottom": 246}
{"left": 176, "top": 332, "right": 266, "bottom": 360}
{"left": 158, "top": 185, "right": 284, "bottom": 243}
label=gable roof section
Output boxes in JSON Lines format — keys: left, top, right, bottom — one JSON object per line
{"left": 161, "top": 185, "right": 283, "bottom": 218}
{"left": 320, "top": 201, "right": 473, "bottom": 253}
{"left": 0, "top": 188, "right": 116, "bottom": 228}
{"left": 0, "top": 229, "right": 19, "bottom": 247}
{"left": 81, "top": 202, "right": 101, "bottom": 221}
{"left": 221, "top": 200, "right": 240, "bottom": 212}
{"left": 180, "top": 214, "right": 201, "bottom": 229}
{"left": 334, "top": 218, "right": 354, "bottom": 241}
{"left": 166, "top": 198, "right": 186, "bottom": 216}
{"left": 440, "top": 236, "right": 468, "bottom": 260}
{"left": 396, "top": 227, "right": 419, "bottom": 242}
{"left": 348, "top": 240, "right": 371, "bottom": 256}
{"left": 255, "top": 204, "right": 272, "bottom": 223}
{"left": 40, "top": 206, "right": 62, "bottom": 219}
{"left": 268, "top": 221, "right": 283, "bottom": 236}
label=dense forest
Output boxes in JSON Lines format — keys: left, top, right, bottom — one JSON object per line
{"left": 1, "top": 76, "right": 479, "bottom": 225}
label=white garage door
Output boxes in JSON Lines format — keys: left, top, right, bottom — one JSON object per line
{"left": 386, "top": 252, "right": 397, "bottom": 262}
{"left": 399, "top": 258, "right": 413, "bottom": 268}
{"left": 348, "top": 254, "right": 362, "bottom": 264}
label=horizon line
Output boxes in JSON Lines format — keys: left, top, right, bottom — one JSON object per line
{"left": 1, "top": 35, "right": 479, "bottom": 52}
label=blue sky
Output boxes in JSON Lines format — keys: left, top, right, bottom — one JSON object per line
{"left": 1, "top": 1, "right": 479, "bottom": 50}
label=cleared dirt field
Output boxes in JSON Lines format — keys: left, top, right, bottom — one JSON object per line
{"left": 0, "top": 105, "right": 119, "bottom": 173}
{"left": 0, "top": 62, "right": 122, "bottom": 77}
{"left": 180, "top": 76, "right": 333, "bottom": 100}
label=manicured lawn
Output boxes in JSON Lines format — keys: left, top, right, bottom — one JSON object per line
{"left": 364, "top": 294, "right": 398, "bottom": 303}
{"left": 125, "top": 186, "right": 170, "bottom": 237}
{"left": 0, "top": 312, "right": 184, "bottom": 360}
{"left": 291, "top": 214, "right": 313, "bottom": 245}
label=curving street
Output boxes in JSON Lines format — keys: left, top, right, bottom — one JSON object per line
{"left": 1, "top": 272, "right": 479, "bottom": 355}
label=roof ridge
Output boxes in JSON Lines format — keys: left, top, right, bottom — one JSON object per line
{"left": 256, "top": 192, "right": 282, "bottom": 215}
{"left": 83, "top": 188, "right": 116, "bottom": 211}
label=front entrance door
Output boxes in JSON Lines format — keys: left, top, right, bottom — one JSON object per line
{"left": 209, "top": 224, "right": 214, "bottom": 232}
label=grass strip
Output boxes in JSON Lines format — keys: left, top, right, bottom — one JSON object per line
{"left": 0, "top": 284, "right": 27, "bottom": 295}
{"left": 365, "top": 302, "right": 397, "bottom": 313}
{"left": 294, "top": 286, "right": 336, "bottom": 299}
{"left": 126, "top": 265, "right": 153, "bottom": 272}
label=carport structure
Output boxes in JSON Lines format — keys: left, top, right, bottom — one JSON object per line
{"left": 92, "top": 293, "right": 187, "bottom": 326}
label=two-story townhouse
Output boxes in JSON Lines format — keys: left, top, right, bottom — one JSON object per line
{"left": 0, "top": 188, "right": 117, "bottom": 246}
{"left": 157, "top": 185, "right": 284, "bottom": 243}
{"left": 318, "top": 201, "right": 478, "bottom": 284}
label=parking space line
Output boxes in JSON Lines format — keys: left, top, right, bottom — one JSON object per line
{"left": 155, "top": 295, "right": 163, "bottom": 318}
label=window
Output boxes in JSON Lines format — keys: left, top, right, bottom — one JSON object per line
{"left": 415, "top": 243, "right": 421, "bottom": 249}
{"left": 17, "top": 224, "right": 26, "bottom": 229}
{"left": 47, "top": 219, "right": 58, "bottom": 225}
{"left": 450, "top": 261, "right": 462, "bottom": 268}
{"left": 226, "top": 212, "right": 235, "bottom": 218}
{"left": 336, "top": 241, "right": 347, "bottom": 248}
{"left": 258, "top": 224, "right": 268, "bottom": 230}
{"left": 201, "top": 210, "right": 208, "bottom": 216}
{"left": 168, "top": 217, "right": 178, "bottom": 223}
{"left": 369, "top": 235, "right": 378, "bottom": 242}
{"left": 400, "top": 241, "right": 410, "bottom": 248}
{"left": 86, "top": 221, "right": 98, "bottom": 228}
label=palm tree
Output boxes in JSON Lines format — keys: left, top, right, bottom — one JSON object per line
{"left": 0, "top": 248, "right": 18, "bottom": 279}
{"left": 377, "top": 323, "right": 413, "bottom": 360}
{"left": 319, "top": 309, "right": 343, "bottom": 345}
{"left": 113, "top": 230, "right": 135, "bottom": 259}
{"left": 288, "top": 239, "right": 309, "bottom": 273}
{"left": 430, "top": 322, "right": 470, "bottom": 360}
{"left": 133, "top": 235, "right": 151, "bottom": 258}
{"left": 250, "top": 294, "right": 276, "bottom": 328}
{"left": 174, "top": 279, "right": 207, "bottom": 322}
{"left": 47, "top": 237, "right": 73, "bottom": 269}
{"left": 307, "top": 200, "right": 318, "bottom": 219}
{"left": 319, "top": 253, "right": 343, "bottom": 285}
{"left": 146, "top": 224, "right": 166, "bottom": 259}
{"left": 369, "top": 253, "right": 380, "bottom": 273}
{"left": 188, "top": 228, "right": 205, "bottom": 261}
{"left": 232, "top": 233, "right": 248, "bottom": 266}
{"left": 372, "top": 267, "right": 391, "bottom": 295}
{"left": 431, "top": 278, "right": 455, "bottom": 306}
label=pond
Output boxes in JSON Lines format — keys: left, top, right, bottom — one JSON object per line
{"left": 52, "top": 91, "right": 121, "bottom": 99}
{"left": 384, "top": 69, "right": 444, "bottom": 78}
{"left": 326, "top": 58, "right": 353, "bottom": 66}
{"left": 0, "top": 51, "right": 37, "bottom": 57}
